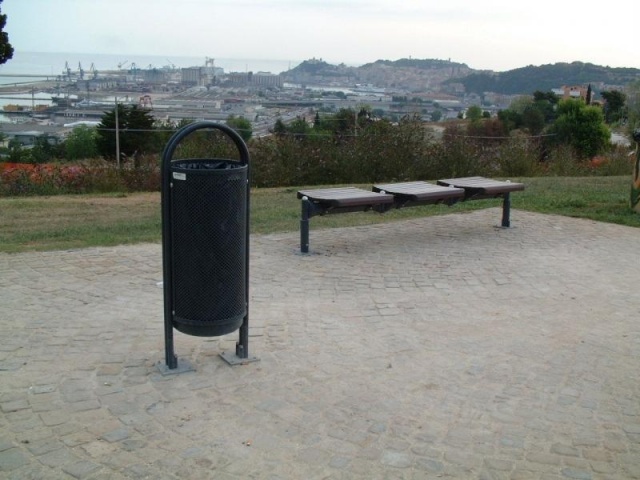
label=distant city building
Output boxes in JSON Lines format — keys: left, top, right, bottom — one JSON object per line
{"left": 226, "top": 72, "right": 282, "bottom": 88}
{"left": 252, "top": 72, "right": 282, "bottom": 88}
{"left": 181, "top": 65, "right": 224, "bottom": 86}
{"left": 553, "top": 85, "right": 590, "bottom": 101}
{"left": 181, "top": 67, "right": 203, "bottom": 86}
{"left": 140, "top": 69, "right": 166, "bottom": 84}
{"left": 76, "top": 78, "right": 119, "bottom": 91}
{"left": 7, "top": 131, "right": 59, "bottom": 147}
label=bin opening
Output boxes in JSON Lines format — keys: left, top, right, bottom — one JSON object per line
{"left": 173, "top": 160, "right": 243, "bottom": 170}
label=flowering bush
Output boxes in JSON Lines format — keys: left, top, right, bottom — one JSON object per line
{"left": 0, "top": 161, "right": 161, "bottom": 196}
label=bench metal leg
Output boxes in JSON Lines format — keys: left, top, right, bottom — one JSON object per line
{"left": 301, "top": 197, "right": 311, "bottom": 253}
{"left": 501, "top": 193, "right": 511, "bottom": 227}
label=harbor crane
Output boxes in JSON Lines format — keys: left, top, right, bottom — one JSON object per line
{"left": 63, "top": 61, "right": 72, "bottom": 80}
{"left": 89, "top": 63, "right": 98, "bottom": 79}
{"left": 118, "top": 60, "right": 129, "bottom": 70}
{"left": 78, "top": 62, "right": 84, "bottom": 80}
{"left": 130, "top": 62, "right": 138, "bottom": 82}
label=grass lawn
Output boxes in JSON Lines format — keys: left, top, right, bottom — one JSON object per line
{"left": 0, "top": 176, "right": 638, "bottom": 253}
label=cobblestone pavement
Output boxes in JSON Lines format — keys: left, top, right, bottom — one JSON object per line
{"left": 1, "top": 209, "right": 639, "bottom": 479}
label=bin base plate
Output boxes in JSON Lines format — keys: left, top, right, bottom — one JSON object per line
{"left": 220, "top": 351, "right": 260, "bottom": 366}
{"left": 156, "top": 358, "right": 196, "bottom": 375}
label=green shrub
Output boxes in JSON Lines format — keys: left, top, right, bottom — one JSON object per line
{"left": 1, "top": 116, "right": 633, "bottom": 196}
{"left": 589, "top": 146, "right": 635, "bottom": 176}
{"left": 543, "top": 145, "right": 589, "bottom": 176}
{"left": 494, "top": 136, "right": 544, "bottom": 177}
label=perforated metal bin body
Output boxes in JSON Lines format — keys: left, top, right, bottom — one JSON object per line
{"left": 169, "top": 159, "right": 247, "bottom": 337}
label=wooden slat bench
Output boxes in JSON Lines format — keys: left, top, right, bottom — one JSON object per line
{"left": 436, "top": 176, "right": 525, "bottom": 228}
{"left": 297, "top": 177, "right": 524, "bottom": 253}
{"left": 297, "top": 187, "right": 394, "bottom": 253}
{"left": 372, "top": 181, "right": 465, "bottom": 206}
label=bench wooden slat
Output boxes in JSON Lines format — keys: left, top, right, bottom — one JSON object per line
{"left": 437, "top": 176, "right": 525, "bottom": 195}
{"left": 373, "top": 181, "right": 465, "bottom": 202}
{"left": 297, "top": 187, "right": 394, "bottom": 208}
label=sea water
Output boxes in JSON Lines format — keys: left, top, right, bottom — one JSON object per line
{"left": 0, "top": 52, "right": 303, "bottom": 123}
{"left": 0, "top": 51, "right": 300, "bottom": 85}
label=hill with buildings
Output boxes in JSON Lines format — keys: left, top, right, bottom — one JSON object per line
{"left": 283, "top": 58, "right": 640, "bottom": 95}
{"left": 455, "top": 62, "right": 640, "bottom": 95}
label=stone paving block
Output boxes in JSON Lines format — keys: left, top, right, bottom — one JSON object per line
{"left": 62, "top": 460, "right": 102, "bottom": 479}
{"left": 36, "top": 447, "right": 80, "bottom": 468}
{"left": 38, "top": 411, "right": 71, "bottom": 427}
{"left": 0, "top": 399, "right": 30, "bottom": 413}
{"left": 0, "top": 447, "right": 28, "bottom": 471}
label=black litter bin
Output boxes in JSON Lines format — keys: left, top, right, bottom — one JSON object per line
{"left": 161, "top": 121, "right": 254, "bottom": 369}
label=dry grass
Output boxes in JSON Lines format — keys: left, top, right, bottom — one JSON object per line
{"left": 1, "top": 177, "right": 638, "bottom": 253}
{"left": 0, "top": 193, "right": 161, "bottom": 253}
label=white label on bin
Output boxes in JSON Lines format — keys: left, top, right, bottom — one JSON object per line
{"left": 172, "top": 172, "right": 187, "bottom": 181}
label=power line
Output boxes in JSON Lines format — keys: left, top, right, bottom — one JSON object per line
{"left": 91, "top": 127, "right": 555, "bottom": 140}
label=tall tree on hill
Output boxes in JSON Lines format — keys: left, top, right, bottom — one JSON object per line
{"left": 96, "top": 104, "right": 156, "bottom": 161}
{"left": 600, "top": 90, "right": 626, "bottom": 124}
{"left": 548, "top": 98, "right": 610, "bottom": 159}
{"left": 532, "top": 91, "right": 559, "bottom": 123}
{"left": 0, "top": 0, "right": 14, "bottom": 65}
{"left": 65, "top": 125, "right": 99, "bottom": 160}
{"left": 226, "top": 115, "right": 252, "bottom": 141}
{"left": 626, "top": 81, "right": 640, "bottom": 136}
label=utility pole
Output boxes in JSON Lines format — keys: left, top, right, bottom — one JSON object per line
{"left": 115, "top": 97, "right": 120, "bottom": 169}
{"left": 354, "top": 109, "right": 358, "bottom": 137}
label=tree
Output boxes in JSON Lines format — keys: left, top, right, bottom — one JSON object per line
{"left": 30, "top": 135, "right": 58, "bottom": 163}
{"left": 498, "top": 91, "right": 558, "bottom": 134}
{"left": 521, "top": 105, "right": 545, "bottom": 135}
{"left": 353, "top": 106, "right": 375, "bottom": 133}
{"left": 600, "top": 90, "right": 626, "bottom": 124}
{"left": 466, "top": 105, "right": 483, "bottom": 122}
{"left": 548, "top": 98, "right": 610, "bottom": 158}
{"left": 430, "top": 110, "right": 443, "bottom": 122}
{"left": 333, "top": 108, "right": 357, "bottom": 135}
{"left": 626, "top": 80, "right": 640, "bottom": 137}
{"left": 0, "top": 0, "right": 14, "bottom": 65}
{"left": 497, "top": 109, "right": 522, "bottom": 132}
{"left": 509, "top": 95, "right": 534, "bottom": 115}
{"left": 226, "top": 115, "right": 252, "bottom": 141}
{"left": 65, "top": 125, "right": 98, "bottom": 160}
{"left": 7, "top": 139, "right": 30, "bottom": 163}
{"left": 155, "top": 117, "right": 194, "bottom": 148}
{"left": 531, "top": 92, "right": 558, "bottom": 124}
{"left": 286, "top": 117, "right": 311, "bottom": 139}
{"left": 96, "top": 104, "right": 157, "bottom": 160}
{"left": 533, "top": 90, "right": 559, "bottom": 105}
{"left": 271, "top": 118, "right": 287, "bottom": 136}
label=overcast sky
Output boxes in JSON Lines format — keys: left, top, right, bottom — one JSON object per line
{"left": 4, "top": 0, "right": 638, "bottom": 72}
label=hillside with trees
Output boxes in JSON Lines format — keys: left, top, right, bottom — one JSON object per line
{"left": 284, "top": 58, "right": 640, "bottom": 95}
{"left": 454, "top": 62, "right": 640, "bottom": 95}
